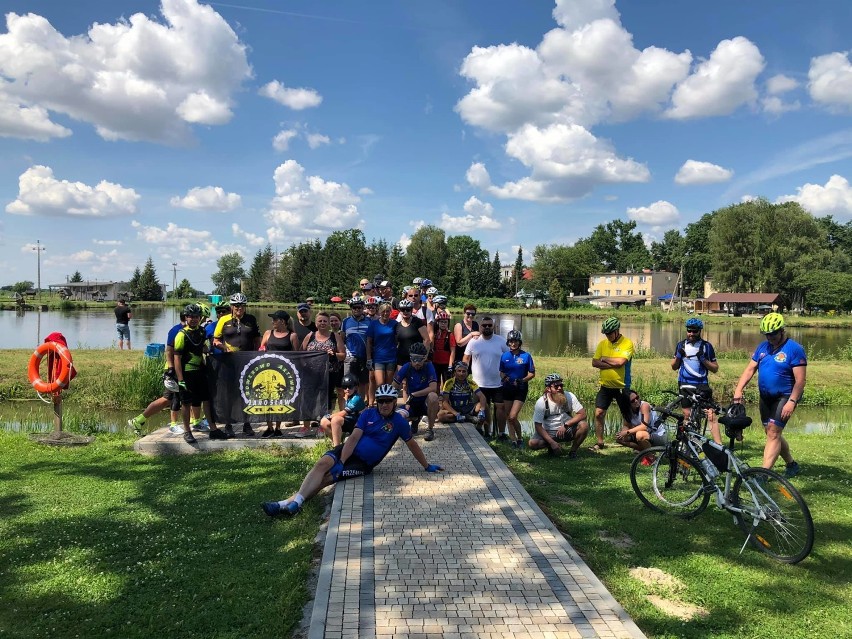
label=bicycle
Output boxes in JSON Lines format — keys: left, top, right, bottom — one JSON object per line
{"left": 630, "top": 385, "right": 814, "bottom": 564}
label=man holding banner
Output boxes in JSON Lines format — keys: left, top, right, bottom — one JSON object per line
{"left": 262, "top": 384, "right": 443, "bottom": 517}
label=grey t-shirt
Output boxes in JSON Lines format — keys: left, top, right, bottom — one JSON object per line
{"left": 532, "top": 392, "right": 584, "bottom": 437}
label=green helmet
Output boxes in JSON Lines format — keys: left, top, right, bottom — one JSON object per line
{"left": 760, "top": 312, "right": 785, "bottom": 334}
{"left": 601, "top": 317, "right": 620, "bottom": 334}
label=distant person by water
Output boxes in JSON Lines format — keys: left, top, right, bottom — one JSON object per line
{"left": 114, "top": 299, "right": 132, "bottom": 350}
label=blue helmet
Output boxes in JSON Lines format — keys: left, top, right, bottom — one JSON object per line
{"left": 685, "top": 318, "right": 704, "bottom": 331}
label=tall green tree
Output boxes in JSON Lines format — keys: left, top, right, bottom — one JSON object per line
{"left": 364, "top": 238, "right": 391, "bottom": 283}
{"left": 134, "top": 257, "right": 163, "bottom": 301}
{"left": 244, "top": 244, "right": 275, "bottom": 301}
{"left": 650, "top": 229, "right": 685, "bottom": 273}
{"left": 404, "top": 225, "right": 448, "bottom": 286}
{"left": 795, "top": 270, "right": 852, "bottom": 311}
{"left": 128, "top": 267, "right": 141, "bottom": 297}
{"left": 443, "top": 235, "right": 488, "bottom": 297}
{"left": 548, "top": 278, "right": 564, "bottom": 309}
{"left": 531, "top": 241, "right": 599, "bottom": 296}
{"left": 388, "top": 243, "right": 406, "bottom": 292}
{"left": 682, "top": 213, "right": 715, "bottom": 295}
{"left": 70, "top": 271, "right": 83, "bottom": 283}
{"left": 173, "top": 278, "right": 195, "bottom": 299}
{"left": 211, "top": 252, "right": 246, "bottom": 296}
{"left": 323, "top": 230, "right": 368, "bottom": 294}
{"left": 12, "top": 281, "right": 34, "bottom": 294}
{"left": 586, "top": 219, "right": 650, "bottom": 272}
{"left": 488, "top": 251, "right": 504, "bottom": 298}
{"left": 510, "top": 246, "right": 524, "bottom": 295}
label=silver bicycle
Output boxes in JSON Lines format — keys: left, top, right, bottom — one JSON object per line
{"left": 630, "top": 385, "right": 814, "bottom": 564}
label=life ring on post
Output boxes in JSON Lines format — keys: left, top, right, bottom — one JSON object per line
{"left": 28, "top": 342, "right": 73, "bottom": 394}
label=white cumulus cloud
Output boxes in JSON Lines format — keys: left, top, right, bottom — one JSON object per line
{"left": 273, "top": 129, "right": 298, "bottom": 152}
{"left": 265, "top": 160, "right": 362, "bottom": 243}
{"left": 0, "top": 0, "right": 251, "bottom": 143}
{"left": 808, "top": 52, "right": 852, "bottom": 110}
{"left": 674, "top": 160, "right": 734, "bottom": 185}
{"left": 666, "top": 37, "right": 765, "bottom": 119}
{"left": 6, "top": 165, "right": 139, "bottom": 216}
{"left": 170, "top": 186, "right": 241, "bottom": 211}
{"left": 231, "top": 223, "right": 265, "bottom": 246}
{"left": 766, "top": 74, "right": 798, "bottom": 95}
{"left": 439, "top": 197, "right": 502, "bottom": 232}
{"left": 259, "top": 80, "right": 322, "bottom": 110}
{"left": 776, "top": 174, "right": 852, "bottom": 216}
{"left": 306, "top": 132, "right": 331, "bottom": 149}
{"left": 131, "top": 219, "right": 245, "bottom": 261}
{"left": 627, "top": 200, "right": 680, "bottom": 225}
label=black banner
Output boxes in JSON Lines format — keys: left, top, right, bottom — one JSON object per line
{"left": 206, "top": 351, "right": 328, "bottom": 423}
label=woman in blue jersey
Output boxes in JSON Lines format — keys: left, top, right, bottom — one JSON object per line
{"left": 499, "top": 330, "right": 535, "bottom": 448}
{"left": 366, "top": 303, "right": 399, "bottom": 402}
{"left": 733, "top": 313, "right": 805, "bottom": 478}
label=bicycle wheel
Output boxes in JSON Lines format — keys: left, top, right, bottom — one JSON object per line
{"left": 732, "top": 468, "right": 814, "bottom": 564}
{"left": 630, "top": 446, "right": 710, "bottom": 519}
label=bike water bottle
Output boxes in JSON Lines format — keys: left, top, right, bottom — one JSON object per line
{"left": 700, "top": 457, "right": 719, "bottom": 480}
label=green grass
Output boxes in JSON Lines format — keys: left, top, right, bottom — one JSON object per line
{"left": 494, "top": 430, "right": 852, "bottom": 639}
{"left": 0, "top": 433, "right": 327, "bottom": 638}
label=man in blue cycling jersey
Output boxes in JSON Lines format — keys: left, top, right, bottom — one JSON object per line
{"left": 671, "top": 317, "right": 720, "bottom": 442}
{"left": 733, "top": 313, "right": 805, "bottom": 478}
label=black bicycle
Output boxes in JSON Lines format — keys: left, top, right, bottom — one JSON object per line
{"left": 630, "top": 385, "right": 814, "bottom": 564}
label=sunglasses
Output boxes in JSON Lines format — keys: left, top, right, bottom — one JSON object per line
{"left": 631, "top": 396, "right": 641, "bottom": 402}
{"left": 480, "top": 324, "right": 493, "bottom": 328}
{"left": 406, "top": 295, "right": 417, "bottom": 298}
{"left": 765, "top": 329, "right": 782, "bottom": 337}
{"left": 686, "top": 329, "right": 700, "bottom": 334}
{"left": 465, "top": 312, "right": 476, "bottom": 316}
{"left": 549, "top": 383, "right": 563, "bottom": 389}
{"left": 410, "top": 356, "right": 427, "bottom": 363}
{"left": 376, "top": 398, "right": 395, "bottom": 405}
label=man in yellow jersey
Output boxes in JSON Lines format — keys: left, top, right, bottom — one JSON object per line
{"left": 590, "top": 317, "right": 634, "bottom": 451}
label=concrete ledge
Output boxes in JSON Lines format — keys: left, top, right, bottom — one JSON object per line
{"left": 133, "top": 425, "right": 324, "bottom": 456}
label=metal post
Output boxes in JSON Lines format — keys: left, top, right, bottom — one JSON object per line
{"left": 32, "top": 240, "right": 45, "bottom": 300}
{"left": 53, "top": 394, "right": 62, "bottom": 434}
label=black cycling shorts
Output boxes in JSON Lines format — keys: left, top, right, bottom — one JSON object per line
{"left": 324, "top": 444, "right": 373, "bottom": 482}
{"left": 759, "top": 394, "right": 791, "bottom": 428}
{"left": 595, "top": 386, "right": 632, "bottom": 422}
{"left": 502, "top": 382, "right": 529, "bottom": 403}
{"left": 479, "top": 386, "right": 504, "bottom": 405}
{"left": 344, "top": 357, "right": 369, "bottom": 385}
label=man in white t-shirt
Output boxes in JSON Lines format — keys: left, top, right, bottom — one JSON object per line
{"left": 529, "top": 373, "right": 589, "bottom": 459}
{"left": 463, "top": 316, "right": 508, "bottom": 438}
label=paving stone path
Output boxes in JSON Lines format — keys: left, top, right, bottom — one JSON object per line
{"left": 308, "top": 423, "right": 646, "bottom": 639}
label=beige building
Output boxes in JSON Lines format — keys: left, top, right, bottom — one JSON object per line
{"left": 588, "top": 270, "right": 678, "bottom": 307}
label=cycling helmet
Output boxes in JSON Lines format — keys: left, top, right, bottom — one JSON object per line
{"left": 375, "top": 384, "right": 399, "bottom": 400}
{"left": 426, "top": 286, "right": 438, "bottom": 295}
{"left": 412, "top": 277, "right": 423, "bottom": 286}
{"left": 433, "top": 294, "right": 447, "bottom": 305}
{"left": 544, "top": 373, "right": 563, "bottom": 386}
{"left": 453, "top": 361, "right": 469, "bottom": 370}
{"left": 163, "top": 372, "right": 180, "bottom": 393}
{"left": 184, "top": 303, "right": 203, "bottom": 317}
{"left": 421, "top": 278, "right": 433, "bottom": 287}
{"left": 506, "top": 329, "right": 522, "bottom": 344}
{"left": 720, "top": 402, "right": 753, "bottom": 437}
{"left": 365, "top": 296, "right": 381, "bottom": 306}
{"left": 760, "top": 312, "right": 785, "bottom": 334}
{"left": 340, "top": 373, "right": 358, "bottom": 389}
{"left": 435, "top": 310, "right": 450, "bottom": 321}
{"left": 348, "top": 296, "right": 364, "bottom": 307}
{"left": 726, "top": 403, "right": 746, "bottom": 420}
{"left": 601, "top": 317, "right": 620, "bottom": 334}
{"left": 197, "top": 302, "right": 211, "bottom": 318}
{"left": 229, "top": 292, "right": 248, "bottom": 305}
{"left": 685, "top": 317, "right": 703, "bottom": 330}
{"left": 409, "top": 342, "right": 428, "bottom": 358}
{"left": 398, "top": 299, "right": 413, "bottom": 310}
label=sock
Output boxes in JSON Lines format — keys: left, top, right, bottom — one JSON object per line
{"left": 135, "top": 414, "right": 146, "bottom": 424}
{"left": 293, "top": 494, "right": 305, "bottom": 507}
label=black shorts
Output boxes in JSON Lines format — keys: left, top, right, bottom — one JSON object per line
{"left": 163, "top": 388, "right": 182, "bottom": 412}
{"left": 179, "top": 370, "right": 209, "bottom": 407}
{"left": 502, "top": 382, "right": 529, "bottom": 403}
{"left": 479, "top": 386, "right": 504, "bottom": 405}
{"left": 595, "top": 386, "right": 632, "bottom": 422}
{"left": 324, "top": 444, "right": 373, "bottom": 482}
{"left": 679, "top": 383, "right": 713, "bottom": 408}
{"left": 344, "top": 357, "right": 369, "bottom": 385}
{"left": 406, "top": 400, "right": 428, "bottom": 421}
{"left": 531, "top": 424, "right": 577, "bottom": 443}
{"left": 759, "top": 394, "right": 791, "bottom": 428}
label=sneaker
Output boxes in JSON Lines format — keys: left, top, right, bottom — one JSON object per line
{"left": 261, "top": 428, "right": 274, "bottom": 438}
{"left": 183, "top": 431, "right": 197, "bottom": 444}
{"left": 509, "top": 440, "right": 518, "bottom": 449}
{"left": 567, "top": 450, "right": 578, "bottom": 460}
{"left": 424, "top": 429, "right": 434, "bottom": 442}
{"left": 243, "top": 424, "right": 255, "bottom": 436}
{"left": 640, "top": 455, "right": 655, "bottom": 466}
{"left": 209, "top": 429, "right": 229, "bottom": 440}
{"left": 169, "top": 423, "right": 183, "bottom": 434}
{"left": 223, "top": 424, "right": 236, "bottom": 438}
{"left": 127, "top": 417, "right": 144, "bottom": 435}
{"left": 497, "top": 433, "right": 510, "bottom": 442}
{"left": 294, "top": 426, "right": 313, "bottom": 438}
{"left": 784, "top": 461, "right": 801, "bottom": 478}
{"left": 261, "top": 501, "right": 301, "bottom": 518}
{"left": 517, "top": 440, "right": 526, "bottom": 450}
{"left": 411, "top": 422, "right": 419, "bottom": 435}
{"left": 192, "top": 419, "right": 210, "bottom": 432}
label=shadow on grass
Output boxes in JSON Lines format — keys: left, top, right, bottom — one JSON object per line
{"left": 0, "top": 435, "right": 327, "bottom": 639}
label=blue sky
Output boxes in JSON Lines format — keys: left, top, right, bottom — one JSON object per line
{"left": 2, "top": 0, "right": 852, "bottom": 292}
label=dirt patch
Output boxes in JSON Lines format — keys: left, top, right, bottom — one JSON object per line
{"left": 628, "top": 566, "right": 685, "bottom": 593}
{"left": 630, "top": 567, "right": 708, "bottom": 621}
{"left": 646, "top": 595, "right": 709, "bottom": 621}
{"left": 551, "top": 495, "right": 582, "bottom": 507}
{"left": 599, "top": 530, "right": 635, "bottom": 549}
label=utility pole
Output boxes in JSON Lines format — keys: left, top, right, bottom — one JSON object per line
{"left": 32, "top": 240, "right": 45, "bottom": 301}
{"left": 172, "top": 263, "right": 178, "bottom": 299}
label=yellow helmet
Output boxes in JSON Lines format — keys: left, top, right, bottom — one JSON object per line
{"left": 760, "top": 312, "right": 784, "bottom": 334}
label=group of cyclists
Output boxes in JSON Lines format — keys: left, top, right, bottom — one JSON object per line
{"left": 128, "top": 274, "right": 806, "bottom": 484}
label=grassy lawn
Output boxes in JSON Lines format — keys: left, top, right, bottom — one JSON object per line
{"left": 0, "top": 433, "right": 327, "bottom": 639}
{"left": 495, "top": 430, "right": 852, "bottom": 639}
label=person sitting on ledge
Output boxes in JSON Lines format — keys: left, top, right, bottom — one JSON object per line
{"left": 261, "top": 384, "right": 443, "bottom": 518}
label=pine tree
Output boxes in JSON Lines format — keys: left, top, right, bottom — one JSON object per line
{"left": 70, "top": 271, "right": 83, "bottom": 283}
{"left": 128, "top": 267, "right": 142, "bottom": 298}
{"left": 511, "top": 246, "right": 524, "bottom": 295}
{"left": 136, "top": 257, "right": 163, "bottom": 301}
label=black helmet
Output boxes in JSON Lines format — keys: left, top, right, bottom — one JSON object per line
{"left": 184, "top": 303, "right": 202, "bottom": 317}
{"left": 409, "top": 342, "right": 428, "bottom": 358}
{"left": 340, "top": 373, "right": 358, "bottom": 389}
{"left": 507, "top": 329, "right": 522, "bottom": 344}
{"left": 719, "top": 402, "right": 752, "bottom": 438}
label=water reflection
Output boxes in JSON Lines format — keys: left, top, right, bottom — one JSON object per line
{"left": 1, "top": 306, "right": 848, "bottom": 355}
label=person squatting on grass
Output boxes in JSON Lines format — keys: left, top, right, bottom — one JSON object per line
{"left": 262, "top": 384, "right": 442, "bottom": 518}
{"left": 614, "top": 390, "right": 657, "bottom": 454}
{"left": 528, "top": 373, "right": 589, "bottom": 459}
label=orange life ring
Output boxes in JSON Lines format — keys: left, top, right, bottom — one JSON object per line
{"left": 28, "top": 342, "right": 72, "bottom": 394}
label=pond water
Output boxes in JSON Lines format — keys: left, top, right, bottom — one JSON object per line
{"left": 1, "top": 401, "right": 848, "bottom": 439}
{"left": 3, "top": 306, "right": 850, "bottom": 356}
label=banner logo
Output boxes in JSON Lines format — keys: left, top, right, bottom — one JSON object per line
{"left": 239, "top": 354, "right": 301, "bottom": 415}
